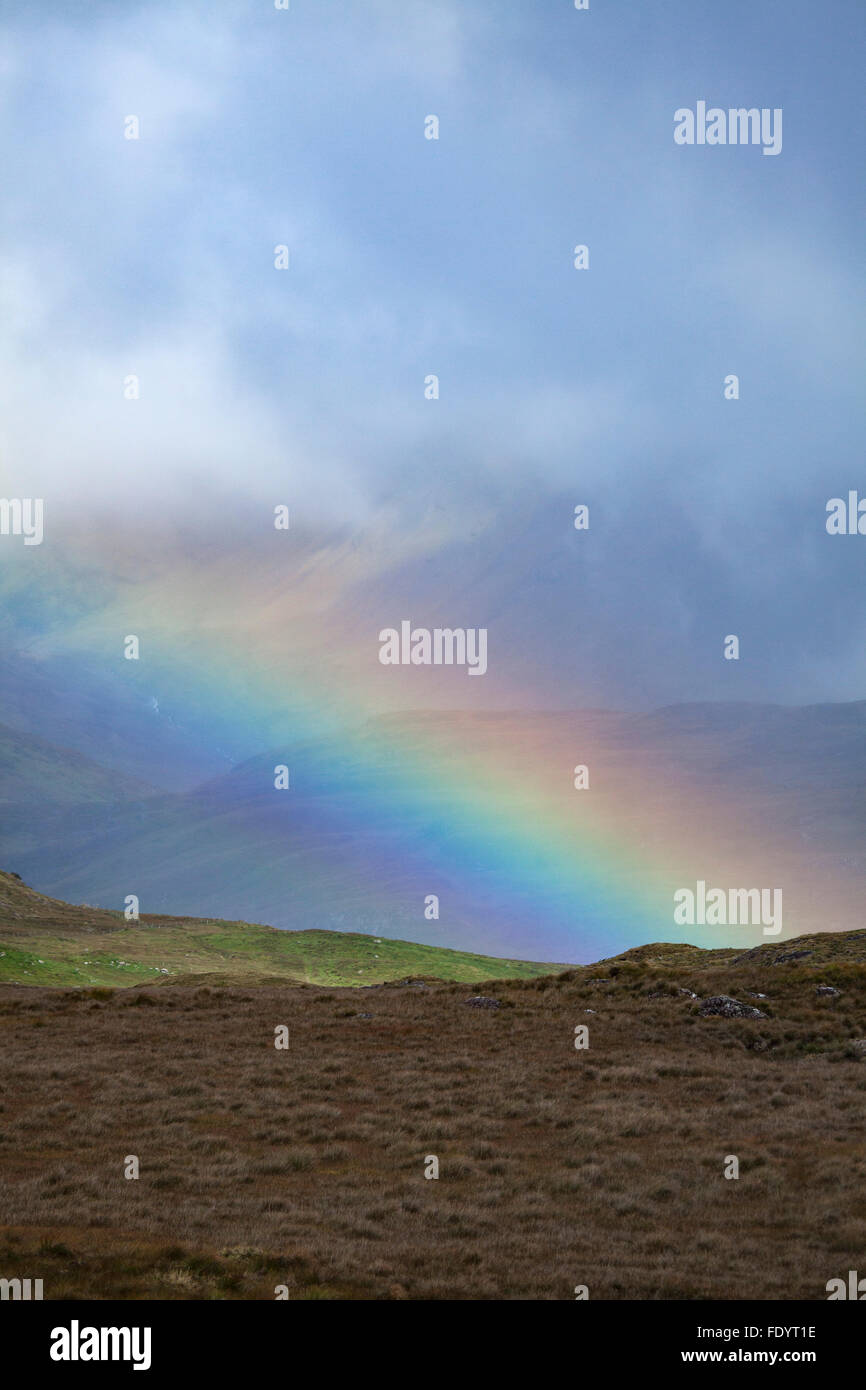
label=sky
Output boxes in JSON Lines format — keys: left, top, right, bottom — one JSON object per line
{"left": 1, "top": 0, "right": 864, "bottom": 713}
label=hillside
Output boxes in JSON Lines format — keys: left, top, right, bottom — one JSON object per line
{"left": 0, "top": 871, "right": 567, "bottom": 988}
{"left": 3, "top": 870, "right": 866, "bottom": 991}
{"left": 591, "top": 929, "right": 866, "bottom": 971}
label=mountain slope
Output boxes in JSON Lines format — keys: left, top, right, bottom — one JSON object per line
{"left": 0, "top": 722, "right": 157, "bottom": 808}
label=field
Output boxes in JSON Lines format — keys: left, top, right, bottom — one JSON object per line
{"left": 2, "top": 895, "right": 866, "bottom": 1299}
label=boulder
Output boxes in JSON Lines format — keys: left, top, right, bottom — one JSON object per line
{"left": 698, "top": 994, "right": 766, "bottom": 1019}
{"left": 464, "top": 996, "right": 501, "bottom": 1009}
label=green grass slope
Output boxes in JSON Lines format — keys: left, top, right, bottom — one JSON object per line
{"left": 0, "top": 871, "right": 567, "bottom": 988}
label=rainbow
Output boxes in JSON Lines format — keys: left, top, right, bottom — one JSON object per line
{"left": 2, "top": 522, "right": 857, "bottom": 962}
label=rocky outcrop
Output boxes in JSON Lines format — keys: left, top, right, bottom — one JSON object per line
{"left": 698, "top": 994, "right": 766, "bottom": 1019}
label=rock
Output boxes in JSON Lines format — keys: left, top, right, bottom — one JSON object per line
{"left": 698, "top": 994, "right": 766, "bottom": 1020}
{"left": 771, "top": 949, "right": 813, "bottom": 965}
{"left": 678, "top": 988, "right": 698, "bottom": 998}
{"left": 747, "top": 992, "right": 768, "bottom": 999}
{"left": 356, "top": 1012, "right": 373, "bottom": 1019}
{"left": 464, "top": 996, "right": 501, "bottom": 1009}
{"left": 585, "top": 1008, "right": 596, "bottom": 1014}
{"left": 815, "top": 985, "right": 841, "bottom": 996}
{"left": 850, "top": 1039, "right": 866, "bottom": 1056}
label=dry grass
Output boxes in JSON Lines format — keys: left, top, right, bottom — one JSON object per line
{"left": 1, "top": 955, "right": 865, "bottom": 1300}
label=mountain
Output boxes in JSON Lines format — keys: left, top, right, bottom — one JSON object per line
{"left": 0, "top": 721, "right": 156, "bottom": 808}
{"left": 0, "top": 651, "right": 235, "bottom": 791}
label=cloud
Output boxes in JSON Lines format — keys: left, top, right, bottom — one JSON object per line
{"left": 1, "top": 0, "right": 864, "bottom": 706}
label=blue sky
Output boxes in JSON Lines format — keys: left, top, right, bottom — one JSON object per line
{"left": 1, "top": 0, "right": 864, "bottom": 709}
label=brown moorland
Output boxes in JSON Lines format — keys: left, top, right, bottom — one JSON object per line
{"left": 1, "top": 931, "right": 866, "bottom": 1299}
